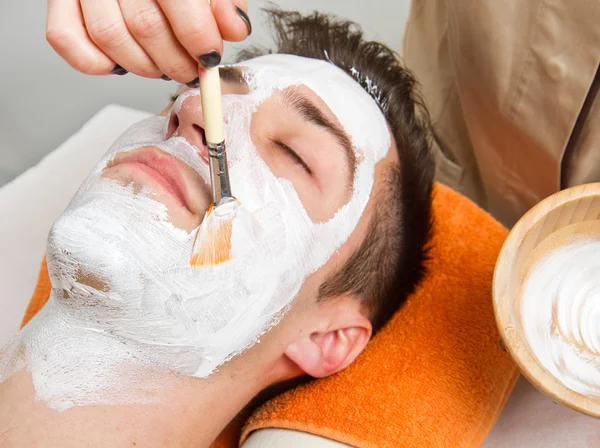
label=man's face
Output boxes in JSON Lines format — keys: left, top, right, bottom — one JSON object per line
{"left": 103, "top": 67, "right": 360, "bottom": 233}
{"left": 46, "top": 55, "right": 392, "bottom": 382}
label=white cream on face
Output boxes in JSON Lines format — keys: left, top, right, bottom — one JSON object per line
{"left": 521, "top": 239, "right": 600, "bottom": 397}
{"left": 0, "top": 55, "right": 390, "bottom": 410}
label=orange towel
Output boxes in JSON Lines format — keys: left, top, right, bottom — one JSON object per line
{"left": 21, "top": 183, "right": 518, "bottom": 447}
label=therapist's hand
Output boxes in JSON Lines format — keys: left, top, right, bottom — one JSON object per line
{"left": 46, "top": 0, "right": 252, "bottom": 83}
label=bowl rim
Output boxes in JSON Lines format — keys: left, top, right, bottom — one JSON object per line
{"left": 492, "top": 182, "right": 600, "bottom": 418}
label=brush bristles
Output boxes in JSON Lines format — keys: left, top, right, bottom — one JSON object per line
{"left": 190, "top": 205, "right": 234, "bottom": 266}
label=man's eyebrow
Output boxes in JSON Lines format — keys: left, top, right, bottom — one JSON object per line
{"left": 219, "top": 66, "right": 247, "bottom": 86}
{"left": 281, "top": 89, "right": 356, "bottom": 184}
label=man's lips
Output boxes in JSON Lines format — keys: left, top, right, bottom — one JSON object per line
{"left": 107, "top": 147, "right": 209, "bottom": 216}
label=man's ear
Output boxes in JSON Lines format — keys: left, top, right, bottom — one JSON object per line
{"left": 284, "top": 300, "right": 372, "bottom": 378}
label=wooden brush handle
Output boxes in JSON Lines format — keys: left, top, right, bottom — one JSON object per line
{"left": 199, "top": 66, "right": 224, "bottom": 144}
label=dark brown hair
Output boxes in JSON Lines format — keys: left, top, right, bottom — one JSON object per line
{"left": 236, "top": 10, "right": 435, "bottom": 334}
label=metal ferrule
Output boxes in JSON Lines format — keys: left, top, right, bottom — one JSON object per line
{"left": 207, "top": 141, "right": 233, "bottom": 206}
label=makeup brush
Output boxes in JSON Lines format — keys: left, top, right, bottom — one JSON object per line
{"left": 189, "top": 66, "right": 239, "bottom": 267}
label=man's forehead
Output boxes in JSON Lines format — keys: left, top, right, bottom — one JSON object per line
{"left": 234, "top": 54, "right": 391, "bottom": 163}
{"left": 235, "top": 54, "right": 350, "bottom": 82}
{"left": 234, "top": 54, "right": 372, "bottom": 110}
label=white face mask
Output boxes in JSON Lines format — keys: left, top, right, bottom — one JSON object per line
{"left": 0, "top": 54, "right": 390, "bottom": 410}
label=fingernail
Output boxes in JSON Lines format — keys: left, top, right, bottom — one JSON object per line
{"left": 161, "top": 74, "right": 171, "bottom": 81}
{"left": 235, "top": 6, "right": 252, "bottom": 36}
{"left": 111, "top": 64, "right": 128, "bottom": 76}
{"left": 186, "top": 77, "right": 199, "bottom": 88}
{"left": 499, "top": 339, "right": 507, "bottom": 352}
{"left": 198, "top": 51, "right": 221, "bottom": 68}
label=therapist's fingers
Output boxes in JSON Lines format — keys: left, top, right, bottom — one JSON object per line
{"left": 210, "top": 0, "right": 252, "bottom": 42}
{"left": 156, "top": 0, "right": 223, "bottom": 68}
{"left": 120, "top": 0, "right": 197, "bottom": 83}
{"left": 46, "top": 0, "right": 115, "bottom": 75}
{"left": 80, "top": 0, "right": 162, "bottom": 78}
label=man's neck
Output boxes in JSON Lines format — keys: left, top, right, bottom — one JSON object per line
{"left": 0, "top": 354, "right": 273, "bottom": 447}
{"left": 180, "top": 360, "right": 272, "bottom": 446}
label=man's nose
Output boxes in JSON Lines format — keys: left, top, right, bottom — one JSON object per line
{"left": 166, "top": 94, "right": 208, "bottom": 159}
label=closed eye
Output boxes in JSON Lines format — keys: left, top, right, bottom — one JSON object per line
{"left": 272, "top": 139, "right": 312, "bottom": 175}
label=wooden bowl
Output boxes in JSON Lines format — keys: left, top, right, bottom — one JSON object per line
{"left": 493, "top": 183, "right": 600, "bottom": 418}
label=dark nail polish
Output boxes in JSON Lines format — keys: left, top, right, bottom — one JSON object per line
{"left": 198, "top": 51, "right": 221, "bottom": 68}
{"left": 499, "top": 338, "right": 507, "bottom": 352}
{"left": 111, "top": 64, "right": 128, "bottom": 76}
{"left": 161, "top": 74, "right": 171, "bottom": 81}
{"left": 235, "top": 6, "right": 252, "bottom": 36}
{"left": 186, "top": 77, "right": 199, "bottom": 88}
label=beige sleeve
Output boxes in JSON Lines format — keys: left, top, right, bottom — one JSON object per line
{"left": 403, "top": 0, "right": 600, "bottom": 227}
